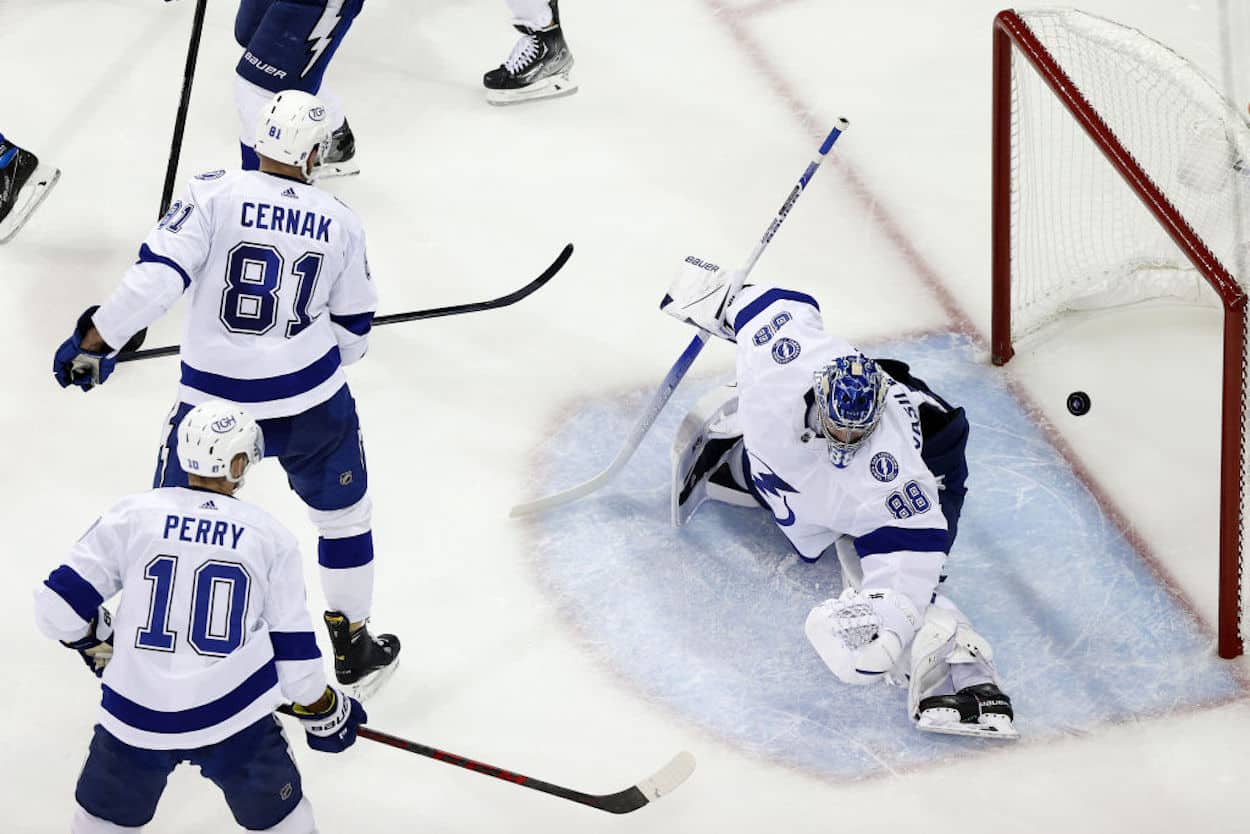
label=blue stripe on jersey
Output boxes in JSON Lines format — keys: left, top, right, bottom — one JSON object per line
{"left": 44, "top": 565, "right": 104, "bottom": 623}
{"left": 854, "top": 526, "right": 950, "bottom": 558}
{"left": 101, "top": 660, "right": 279, "bottom": 734}
{"left": 330, "top": 312, "right": 373, "bottom": 336}
{"left": 270, "top": 631, "right": 321, "bottom": 661}
{"left": 318, "top": 531, "right": 373, "bottom": 569}
{"left": 138, "top": 243, "right": 192, "bottom": 290}
{"left": 180, "top": 346, "right": 341, "bottom": 403}
{"left": 732, "top": 289, "right": 820, "bottom": 335}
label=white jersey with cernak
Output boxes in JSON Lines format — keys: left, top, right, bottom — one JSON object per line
{"left": 34, "top": 487, "right": 327, "bottom": 750}
{"left": 92, "top": 169, "right": 377, "bottom": 420}
{"left": 728, "top": 285, "right": 950, "bottom": 615}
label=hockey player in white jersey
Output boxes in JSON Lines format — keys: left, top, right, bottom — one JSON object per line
{"left": 51, "top": 90, "right": 399, "bottom": 699}
{"left": 34, "top": 402, "right": 367, "bottom": 833}
{"left": 661, "top": 257, "right": 1016, "bottom": 739}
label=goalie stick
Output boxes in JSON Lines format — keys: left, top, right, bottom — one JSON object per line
{"left": 510, "top": 120, "right": 850, "bottom": 518}
{"left": 116, "top": 243, "right": 573, "bottom": 363}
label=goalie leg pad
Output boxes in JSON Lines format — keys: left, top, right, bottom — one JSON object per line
{"left": 671, "top": 384, "right": 754, "bottom": 526}
{"left": 907, "top": 602, "right": 1016, "bottom": 738}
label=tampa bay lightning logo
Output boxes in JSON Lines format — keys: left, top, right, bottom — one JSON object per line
{"left": 869, "top": 451, "right": 899, "bottom": 482}
{"left": 771, "top": 338, "right": 801, "bottom": 365}
{"left": 195, "top": 169, "right": 226, "bottom": 180}
{"left": 748, "top": 453, "right": 799, "bottom": 527}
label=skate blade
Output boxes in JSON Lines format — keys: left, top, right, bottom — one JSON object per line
{"left": 0, "top": 164, "right": 60, "bottom": 244}
{"left": 345, "top": 655, "right": 399, "bottom": 702}
{"left": 916, "top": 713, "right": 1019, "bottom": 740}
{"left": 317, "top": 160, "right": 361, "bottom": 180}
{"left": 486, "top": 73, "right": 579, "bottom": 106}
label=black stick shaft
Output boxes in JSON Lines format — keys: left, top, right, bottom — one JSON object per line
{"left": 357, "top": 727, "right": 624, "bottom": 811}
{"left": 116, "top": 243, "right": 573, "bottom": 363}
{"left": 159, "top": 0, "right": 209, "bottom": 219}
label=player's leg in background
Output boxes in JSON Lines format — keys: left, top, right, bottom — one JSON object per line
{"left": 194, "top": 715, "right": 315, "bottom": 833}
{"left": 71, "top": 725, "right": 179, "bottom": 833}
{"left": 234, "top": 0, "right": 364, "bottom": 172}
{"left": 279, "top": 385, "right": 399, "bottom": 699}
{"left": 152, "top": 401, "right": 196, "bottom": 488}
{"left": 0, "top": 131, "right": 60, "bottom": 244}
{"left": 484, "top": 0, "right": 577, "bottom": 105}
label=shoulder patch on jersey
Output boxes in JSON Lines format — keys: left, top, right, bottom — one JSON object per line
{"left": 771, "top": 311, "right": 792, "bottom": 329}
{"left": 771, "top": 337, "right": 801, "bottom": 364}
{"left": 195, "top": 169, "right": 226, "bottom": 181}
{"left": 753, "top": 325, "right": 773, "bottom": 346}
{"left": 869, "top": 451, "right": 900, "bottom": 483}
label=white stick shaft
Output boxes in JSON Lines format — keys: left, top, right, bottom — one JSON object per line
{"left": 509, "top": 120, "right": 850, "bottom": 518}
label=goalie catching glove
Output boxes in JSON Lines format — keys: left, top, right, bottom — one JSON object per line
{"left": 660, "top": 255, "right": 744, "bottom": 342}
{"left": 291, "top": 685, "right": 368, "bottom": 753}
{"left": 804, "top": 588, "right": 920, "bottom": 686}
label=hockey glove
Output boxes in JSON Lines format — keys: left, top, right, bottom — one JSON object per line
{"left": 804, "top": 588, "right": 920, "bottom": 686}
{"left": 293, "top": 686, "right": 367, "bottom": 753}
{"left": 52, "top": 306, "right": 145, "bottom": 391}
{"left": 660, "top": 255, "right": 742, "bottom": 343}
{"left": 62, "top": 607, "right": 114, "bottom": 678}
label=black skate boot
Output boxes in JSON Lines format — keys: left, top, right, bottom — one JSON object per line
{"left": 0, "top": 135, "right": 60, "bottom": 244}
{"left": 318, "top": 119, "right": 359, "bottom": 179}
{"left": 916, "top": 682, "right": 1017, "bottom": 739}
{"left": 324, "top": 610, "right": 400, "bottom": 701}
{"left": 484, "top": 1, "right": 577, "bottom": 105}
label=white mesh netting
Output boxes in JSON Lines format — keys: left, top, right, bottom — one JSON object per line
{"left": 1005, "top": 8, "right": 1250, "bottom": 650}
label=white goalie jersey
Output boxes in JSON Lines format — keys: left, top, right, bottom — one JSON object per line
{"left": 91, "top": 169, "right": 377, "bottom": 420}
{"left": 728, "top": 285, "right": 950, "bottom": 614}
{"left": 33, "top": 487, "right": 327, "bottom": 750}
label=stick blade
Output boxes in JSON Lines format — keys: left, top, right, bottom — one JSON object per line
{"left": 592, "top": 751, "right": 696, "bottom": 814}
{"left": 636, "top": 750, "right": 696, "bottom": 801}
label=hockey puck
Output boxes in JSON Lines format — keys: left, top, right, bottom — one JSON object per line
{"left": 1066, "top": 391, "right": 1091, "bottom": 416}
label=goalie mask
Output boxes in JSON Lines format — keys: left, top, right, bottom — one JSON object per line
{"left": 813, "top": 354, "right": 887, "bottom": 468}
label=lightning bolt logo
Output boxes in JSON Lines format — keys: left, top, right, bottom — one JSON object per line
{"left": 302, "top": 3, "right": 344, "bottom": 79}
{"left": 748, "top": 453, "right": 800, "bottom": 527}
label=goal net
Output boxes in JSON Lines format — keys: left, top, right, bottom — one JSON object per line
{"left": 990, "top": 7, "right": 1250, "bottom": 656}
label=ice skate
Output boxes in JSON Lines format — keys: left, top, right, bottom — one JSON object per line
{"left": 484, "top": 9, "right": 577, "bottom": 106}
{"left": 323, "top": 610, "right": 400, "bottom": 701}
{"left": 317, "top": 119, "right": 360, "bottom": 180}
{"left": 0, "top": 136, "right": 60, "bottom": 244}
{"left": 916, "top": 682, "right": 1018, "bottom": 739}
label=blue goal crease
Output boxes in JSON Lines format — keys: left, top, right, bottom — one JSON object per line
{"left": 526, "top": 332, "right": 1242, "bottom": 780}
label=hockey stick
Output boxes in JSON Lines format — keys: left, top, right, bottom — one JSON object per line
{"left": 116, "top": 243, "right": 573, "bottom": 363}
{"left": 509, "top": 120, "right": 850, "bottom": 518}
{"left": 159, "top": 0, "right": 209, "bottom": 219}
{"left": 357, "top": 726, "right": 695, "bottom": 814}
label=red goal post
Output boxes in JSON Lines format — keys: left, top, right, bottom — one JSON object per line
{"left": 990, "top": 8, "right": 1250, "bottom": 657}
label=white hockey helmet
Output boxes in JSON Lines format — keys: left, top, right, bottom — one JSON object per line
{"left": 253, "top": 90, "right": 332, "bottom": 180}
{"left": 177, "top": 401, "right": 265, "bottom": 486}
